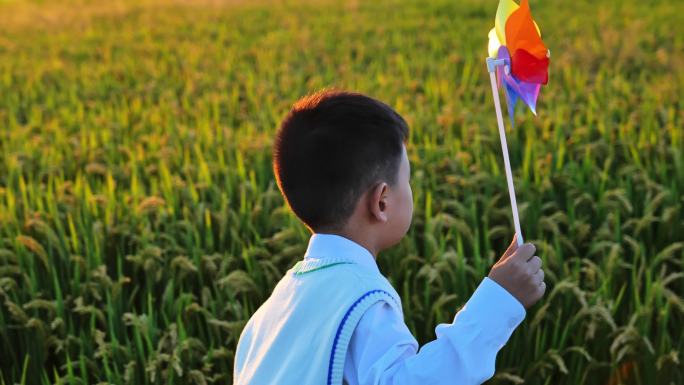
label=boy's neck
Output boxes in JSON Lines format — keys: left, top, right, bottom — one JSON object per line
{"left": 314, "top": 228, "right": 380, "bottom": 259}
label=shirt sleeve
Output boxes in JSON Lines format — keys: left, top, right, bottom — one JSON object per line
{"left": 343, "top": 277, "right": 526, "bottom": 385}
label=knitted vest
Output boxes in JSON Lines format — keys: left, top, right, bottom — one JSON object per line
{"left": 233, "top": 256, "right": 404, "bottom": 385}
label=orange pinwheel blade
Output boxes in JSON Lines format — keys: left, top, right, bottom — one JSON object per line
{"left": 505, "top": 0, "right": 547, "bottom": 59}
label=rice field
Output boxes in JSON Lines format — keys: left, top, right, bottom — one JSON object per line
{"left": 0, "top": 0, "right": 682, "bottom": 384}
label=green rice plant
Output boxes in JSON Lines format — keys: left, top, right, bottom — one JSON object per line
{"left": 0, "top": 0, "right": 682, "bottom": 384}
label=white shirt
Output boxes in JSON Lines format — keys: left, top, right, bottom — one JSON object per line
{"left": 303, "top": 233, "right": 526, "bottom": 385}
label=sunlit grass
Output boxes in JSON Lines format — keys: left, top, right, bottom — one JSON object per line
{"left": 0, "top": 0, "right": 682, "bottom": 384}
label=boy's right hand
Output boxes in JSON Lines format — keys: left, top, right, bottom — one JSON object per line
{"left": 487, "top": 234, "right": 546, "bottom": 309}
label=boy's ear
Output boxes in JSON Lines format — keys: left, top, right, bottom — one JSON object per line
{"left": 368, "top": 182, "right": 389, "bottom": 223}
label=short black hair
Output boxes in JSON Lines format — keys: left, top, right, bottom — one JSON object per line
{"left": 273, "top": 89, "right": 409, "bottom": 232}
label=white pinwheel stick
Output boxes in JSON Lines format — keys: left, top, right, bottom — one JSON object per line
{"left": 486, "top": 57, "right": 524, "bottom": 246}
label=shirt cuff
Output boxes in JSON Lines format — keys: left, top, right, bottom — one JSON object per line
{"left": 437, "top": 277, "right": 526, "bottom": 350}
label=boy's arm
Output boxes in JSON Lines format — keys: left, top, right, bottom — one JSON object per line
{"left": 344, "top": 277, "right": 525, "bottom": 385}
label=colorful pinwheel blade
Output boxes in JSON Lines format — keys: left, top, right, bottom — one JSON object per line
{"left": 497, "top": 46, "right": 542, "bottom": 127}
{"left": 502, "top": 81, "right": 518, "bottom": 127}
{"left": 506, "top": 0, "right": 548, "bottom": 59}
{"left": 488, "top": 28, "right": 501, "bottom": 58}
{"left": 511, "top": 49, "right": 548, "bottom": 84}
{"left": 495, "top": 0, "right": 519, "bottom": 46}
{"left": 489, "top": 0, "right": 549, "bottom": 126}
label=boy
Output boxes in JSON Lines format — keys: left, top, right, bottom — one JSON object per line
{"left": 233, "top": 90, "right": 546, "bottom": 385}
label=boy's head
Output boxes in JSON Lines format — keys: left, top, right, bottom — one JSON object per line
{"left": 273, "top": 89, "right": 412, "bottom": 251}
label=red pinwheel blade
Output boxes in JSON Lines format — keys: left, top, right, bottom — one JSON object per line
{"left": 511, "top": 49, "right": 548, "bottom": 84}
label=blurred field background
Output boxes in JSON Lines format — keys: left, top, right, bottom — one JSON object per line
{"left": 0, "top": 0, "right": 682, "bottom": 384}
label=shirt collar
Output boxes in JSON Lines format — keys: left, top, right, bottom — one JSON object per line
{"left": 303, "top": 233, "right": 379, "bottom": 273}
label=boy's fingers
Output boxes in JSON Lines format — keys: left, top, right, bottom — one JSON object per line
{"left": 537, "top": 281, "right": 547, "bottom": 296}
{"left": 527, "top": 256, "right": 542, "bottom": 272}
{"left": 511, "top": 243, "right": 536, "bottom": 263}
{"left": 501, "top": 234, "right": 518, "bottom": 260}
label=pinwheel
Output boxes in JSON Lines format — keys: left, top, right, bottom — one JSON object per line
{"left": 485, "top": 0, "right": 549, "bottom": 245}
{"left": 488, "top": 0, "right": 550, "bottom": 127}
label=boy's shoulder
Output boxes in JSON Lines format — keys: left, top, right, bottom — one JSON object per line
{"left": 234, "top": 259, "right": 403, "bottom": 384}
{"left": 286, "top": 259, "right": 404, "bottom": 315}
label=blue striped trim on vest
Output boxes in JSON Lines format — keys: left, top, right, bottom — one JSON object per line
{"left": 327, "top": 289, "right": 401, "bottom": 385}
